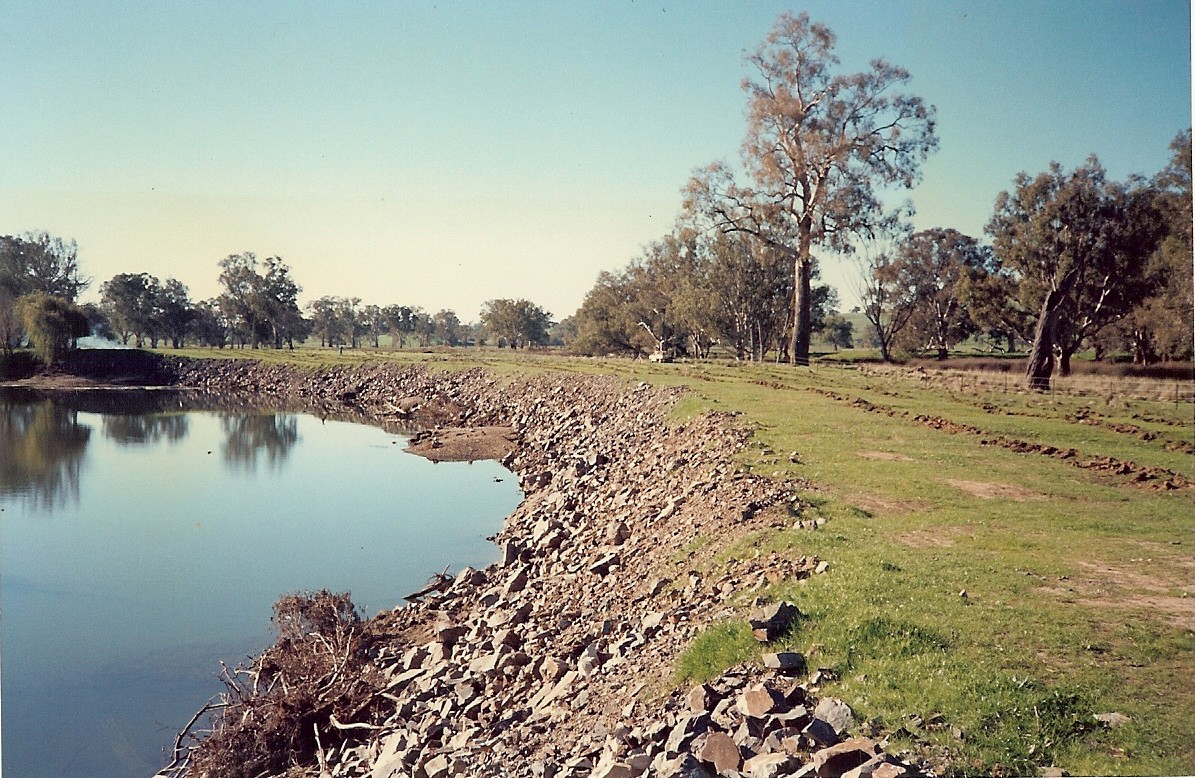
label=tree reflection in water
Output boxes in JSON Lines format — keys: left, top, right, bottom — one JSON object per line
{"left": 220, "top": 413, "right": 299, "bottom": 472}
{"left": 0, "top": 393, "right": 91, "bottom": 509}
{"left": 102, "top": 413, "right": 188, "bottom": 446}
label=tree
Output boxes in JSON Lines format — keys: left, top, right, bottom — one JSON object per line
{"left": 432, "top": 309, "right": 462, "bottom": 346}
{"left": 987, "top": 157, "right": 1165, "bottom": 388}
{"left": 820, "top": 314, "right": 854, "bottom": 350}
{"left": 891, "top": 229, "right": 990, "bottom": 359}
{"left": 1, "top": 233, "right": 89, "bottom": 351}
{"left": 1109, "top": 129, "right": 1193, "bottom": 362}
{"left": 217, "top": 253, "right": 306, "bottom": 348}
{"left": 480, "top": 299, "right": 552, "bottom": 348}
{"left": 382, "top": 305, "right": 417, "bottom": 348}
{"left": 14, "top": 292, "right": 90, "bottom": 366}
{"left": 100, "top": 273, "right": 160, "bottom": 346}
{"left": 685, "top": 11, "right": 936, "bottom": 366}
{"left": 157, "top": 278, "right": 195, "bottom": 348}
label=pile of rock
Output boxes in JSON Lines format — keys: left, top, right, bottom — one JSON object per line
{"left": 155, "top": 361, "right": 925, "bottom": 778}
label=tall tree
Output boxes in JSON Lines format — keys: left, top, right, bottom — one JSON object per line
{"left": 1, "top": 233, "right": 89, "bottom": 351}
{"left": 685, "top": 11, "right": 936, "bottom": 366}
{"left": 217, "top": 253, "right": 306, "bottom": 348}
{"left": 988, "top": 157, "right": 1165, "bottom": 388}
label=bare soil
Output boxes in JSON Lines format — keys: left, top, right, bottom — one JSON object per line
{"left": 404, "top": 425, "right": 518, "bottom": 462}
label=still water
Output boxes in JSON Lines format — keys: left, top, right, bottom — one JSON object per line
{"left": 0, "top": 387, "right": 522, "bottom": 778}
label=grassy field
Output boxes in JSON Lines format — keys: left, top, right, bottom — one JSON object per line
{"left": 162, "top": 346, "right": 1193, "bottom": 776}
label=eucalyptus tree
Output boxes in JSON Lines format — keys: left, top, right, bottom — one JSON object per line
{"left": 685, "top": 11, "right": 937, "bottom": 365}
{"left": 480, "top": 299, "right": 552, "bottom": 348}
{"left": 892, "top": 229, "right": 991, "bottom": 359}
{"left": 100, "top": 272, "right": 161, "bottom": 346}
{"left": 217, "top": 253, "right": 306, "bottom": 348}
{"left": 987, "top": 157, "right": 1164, "bottom": 388}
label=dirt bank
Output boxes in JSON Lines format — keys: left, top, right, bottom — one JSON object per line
{"left": 99, "top": 355, "right": 930, "bottom": 778}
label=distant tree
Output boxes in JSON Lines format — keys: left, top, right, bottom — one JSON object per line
{"left": 307, "top": 296, "right": 352, "bottom": 348}
{"left": 1, "top": 233, "right": 89, "bottom": 351}
{"left": 361, "top": 304, "right": 385, "bottom": 347}
{"left": 891, "top": 228, "right": 991, "bottom": 359}
{"left": 685, "top": 11, "right": 937, "bottom": 365}
{"left": 382, "top": 304, "right": 418, "bottom": 348}
{"left": 432, "top": 309, "right": 462, "bottom": 346}
{"left": 217, "top": 253, "right": 306, "bottom": 348}
{"left": 988, "top": 157, "right": 1165, "bottom": 388}
{"left": 854, "top": 232, "right": 919, "bottom": 362}
{"left": 15, "top": 292, "right": 90, "bottom": 366}
{"left": 549, "top": 315, "right": 578, "bottom": 348}
{"left": 189, "top": 299, "right": 228, "bottom": 347}
{"left": 100, "top": 273, "right": 161, "bottom": 346}
{"left": 1104, "top": 130, "right": 1193, "bottom": 362}
{"left": 819, "top": 313, "right": 854, "bottom": 350}
{"left": 7, "top": 232, "right": 88, "bottom": 301}
{"left": 480, "top": 299, "right": 552, "bottom": 348}
{"left": 157, "top": 279, "right": 195, "bottom": 348}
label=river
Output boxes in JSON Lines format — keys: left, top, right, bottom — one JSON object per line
{"left": 0, "top": 387, "right": 522, "bottom": 778}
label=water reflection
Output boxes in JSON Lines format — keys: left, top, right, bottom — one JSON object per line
{"left": 102, "top": 413, "right": 189, "bottom": 446}
{"left": 0, "top": 393, "right": 90, "bottom": 509}
{"left": 220, "top": 413, "right": 300, "bottom": 471}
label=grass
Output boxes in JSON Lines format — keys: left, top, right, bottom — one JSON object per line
{"left": 157, "top": 345, "right": 1195, "bottom": 775}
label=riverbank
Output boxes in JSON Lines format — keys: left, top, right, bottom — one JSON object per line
{"left": 117, "top": 354, "right": 927, "bottom": 778}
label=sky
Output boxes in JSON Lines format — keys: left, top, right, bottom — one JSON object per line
{"left": 1, "top": 0, "right": 1190, "bottom": 321}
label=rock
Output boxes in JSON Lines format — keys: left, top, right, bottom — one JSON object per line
{"left": 762, "top": 651, "right": 807, "bottom": 672}
{"left": 607, "top": 521, "right": 631, "bottom": 545}
{"left": 744, "top": 752, "right": 801, "bottom": 778}
{"left": 737, "top": 683, "right": 785, "bottom": 718}
{"left": 696, "top": 730, "right": 741, "bottom": 773}
{"left": 655, "top": 753, "right": 715, "bottom": 778}
{"left": 870, "top": 762, "right": 910, "bottom": 778}
{"left": 813, "top": 697, "right": 855, "bottom": 735}
{"left": 812, "top": 738, "right": 880, "bottom": 778}
{"left": 1038, "top": 768, "right": 1068, "bottom": 778}
{"left": 802, "top": 717, "right": 840, "bottom": 747}
{"left": 1094, "top": 711, "right": 1132, "bottom": 728}
{"left": 590, "top": 551, "right": 621, "bottom": 576}
{"left": 665, "top": 713, "right": 713, "bottom": 755}
{"left": 749, "top": 601, "right": 803, "bottom": 642}
{"left": 686, "top": 683, "right": 714, "bottom": 714}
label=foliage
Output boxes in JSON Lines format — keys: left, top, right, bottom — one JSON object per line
{"left": 217, "top": 253, "right": 309, "bottom": 349}
{"left": 684, "top": 11, "right": 937, "bottom": 365}
{"left": 1, "top": 232, "right": 89, "bottom": 351}
{"left": 987, "top": 156, "right": 1165, "bottom": 387}
{"left": 573, "top": 228, "right": 839, "bottom": 360}
{"left": 14, "top": 292, "right": 90, "bottom": 366}
{"left": 480, "top": 298, "right": 552, "bottom": 348}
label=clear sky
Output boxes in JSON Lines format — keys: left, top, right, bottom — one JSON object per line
{"left": 2, "top": 0, "right": 1190, "bottom": 320}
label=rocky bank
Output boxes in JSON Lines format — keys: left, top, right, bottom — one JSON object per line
{"left": 135, "top": 356, "right": 928, "bottom": 778}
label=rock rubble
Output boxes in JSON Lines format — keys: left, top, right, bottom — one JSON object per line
{"left": 150, "top": 359, "right": 926, "bottom": 778}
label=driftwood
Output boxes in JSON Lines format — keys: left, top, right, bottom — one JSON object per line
{"left": 402, "top": 566, "right": 452, "bottom": 602}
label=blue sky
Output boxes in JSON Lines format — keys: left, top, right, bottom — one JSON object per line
{"left": 1, "top": 1, "right": 1190, "bottom": 319}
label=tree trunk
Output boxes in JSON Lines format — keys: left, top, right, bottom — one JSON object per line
{"left": 791, "top": 256, "right": 812, "bottom": 366}
{"left": 1057, "top": 347, "right": 1073, "bottom": 377}
{"left": 1026, "top": 269, "right": 1078, "bottom": 390}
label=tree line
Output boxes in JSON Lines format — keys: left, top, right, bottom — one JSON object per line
{"left": 570, "top": 12, "right": 1192, "bottom": 389}
{"left": 1, "top": 238, "right": 557, "bottom": 365}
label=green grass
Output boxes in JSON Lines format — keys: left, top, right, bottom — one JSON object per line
{"left": 155, "top": 346, "right": 1195, "bottom": 775}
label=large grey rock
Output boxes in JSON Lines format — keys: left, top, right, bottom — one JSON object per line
{"left": 814, "top": 697, "right": 855, "bottom": 735}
